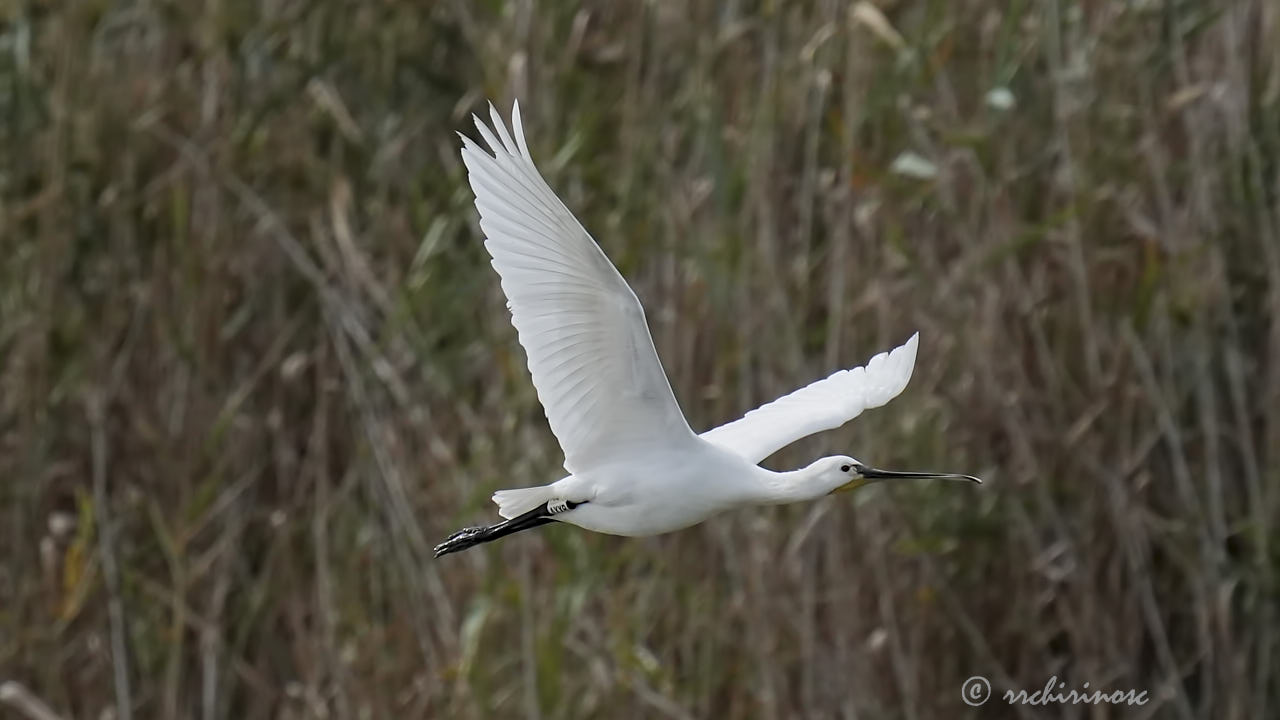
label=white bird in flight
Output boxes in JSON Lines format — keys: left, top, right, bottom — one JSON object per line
{"left": 435, "top": 102, "right": 980, "bottom": 557}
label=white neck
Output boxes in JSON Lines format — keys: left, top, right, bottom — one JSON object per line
{"left": 744, "top": 465, "right": 826, "bottom": 506}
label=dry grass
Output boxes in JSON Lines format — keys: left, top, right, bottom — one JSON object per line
{"left": 2, "top": 0, "right": 1278, "bottom": 718}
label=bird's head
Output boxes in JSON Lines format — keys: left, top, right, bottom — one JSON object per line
{"left": 807, "top": 455, "right": 983, "bottom": 496}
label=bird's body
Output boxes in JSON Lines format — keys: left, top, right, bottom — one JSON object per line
{"left": 542, "top": 458, "right": 737, "bottom": 537}
{"left": 517, "top": 443, "right": 796, "bottom": 537}
{"left": 434, "top": 101, "right": 980, "bottom": 557}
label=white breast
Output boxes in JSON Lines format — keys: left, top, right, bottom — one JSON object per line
{"left": 552, "top": 446, "right": 757, "bottom": 536}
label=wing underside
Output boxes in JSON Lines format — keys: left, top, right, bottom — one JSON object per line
{"left": 460, "top": 103, "right": 698, "bottom": 474}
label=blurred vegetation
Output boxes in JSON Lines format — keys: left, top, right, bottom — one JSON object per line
{"left": 2, "top": 0, "right": 1278, "bottom": 718}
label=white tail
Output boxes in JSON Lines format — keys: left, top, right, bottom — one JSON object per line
{"left": 492, "top": 486, "right": 555, "bottom": 519}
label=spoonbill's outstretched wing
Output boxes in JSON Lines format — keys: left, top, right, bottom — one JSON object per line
{"left": 701, "top": 333, "right": 920, "bottom": 464}
{"left": 459, "top": 103, "right": 698, "bottom": 474}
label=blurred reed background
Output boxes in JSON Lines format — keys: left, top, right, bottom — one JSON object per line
{"left": 2, "top": 0, "right": 1278, "bottom": 718}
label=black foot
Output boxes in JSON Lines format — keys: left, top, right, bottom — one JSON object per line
{"left": 433, "top": 501, "right": 580, "bottom": 558}
{"left": 434, "top": 526, "right": 488, "bottom": 557}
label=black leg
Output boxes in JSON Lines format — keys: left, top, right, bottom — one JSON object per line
{"left": 434, "top": 503, "right": 561, "bottom": 557}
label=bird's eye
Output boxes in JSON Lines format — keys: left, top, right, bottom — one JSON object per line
{"left": 840, "top": 465, "right": 851, "bottom": 473}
